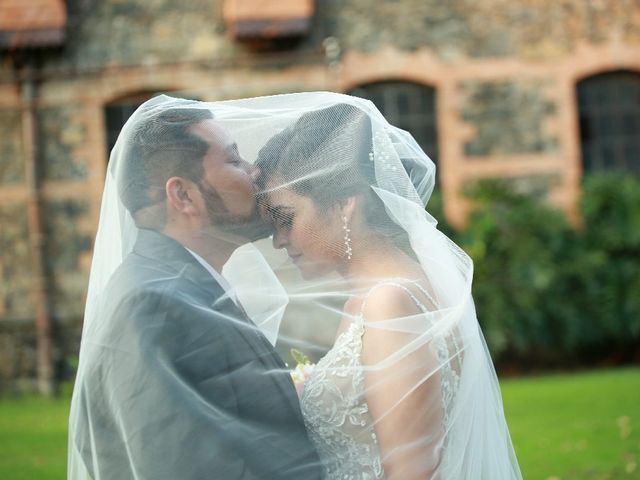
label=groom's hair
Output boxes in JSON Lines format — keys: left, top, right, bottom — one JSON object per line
{"left": 118, "top": 104, "right": 214, "bottom": 224}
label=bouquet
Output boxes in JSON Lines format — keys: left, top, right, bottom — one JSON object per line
{"left": 290, "top": 348, "right": 316, "bottom": 397}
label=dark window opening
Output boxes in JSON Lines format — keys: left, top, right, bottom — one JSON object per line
{"left": 104, "top": 92, "right": 161, "bottom": 161}
{"left": 348, "top": 81, "right": 439, "bottom": 168}
{"left": 577, "top": 71, "right": 640, "bottom": 174}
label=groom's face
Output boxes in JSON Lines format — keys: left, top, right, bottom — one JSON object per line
{"left": 190, "top": 120, "right": 271, "bottom": 240}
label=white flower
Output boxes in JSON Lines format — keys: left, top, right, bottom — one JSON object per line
{"left": 290, "top": 349, "right": 316, "bottom": 397}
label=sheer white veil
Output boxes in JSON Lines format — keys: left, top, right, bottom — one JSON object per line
{"left": 246, "top": 92, "right": 522, "bottom": 479}
{"left": 69, "top": 92, "right": 521, "bottom": 480}
{"left": 69, "top": 95, "right": 295, "bottom": 479}
{"left": 78, "top": 94, "right": 289, "bottom": 346}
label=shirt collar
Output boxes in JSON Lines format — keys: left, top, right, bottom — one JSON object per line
{"left": 184, "top": 247, "right": 238, "bottom": 305}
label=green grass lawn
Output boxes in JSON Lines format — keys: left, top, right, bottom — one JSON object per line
{"left": 503, "top": 367, "right": 640, "bottom": 480}
{"left": 0, "top": 384, "right": 70, "bottom": 480}
{"left": 0, "top": 368, "right": 638, "bottom": 479}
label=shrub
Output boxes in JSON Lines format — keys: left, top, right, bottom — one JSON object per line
{"left": 456, "top": 173, "right": 640, "bottom": 368}
{"left": 579, "top": 174, "right": 640, "bottom": 351}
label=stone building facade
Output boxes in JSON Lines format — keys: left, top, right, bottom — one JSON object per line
{"left": 0, "top": 0, "right": 639, "bottom": 391}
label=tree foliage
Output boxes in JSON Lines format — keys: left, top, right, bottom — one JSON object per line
{"left": 450, "top": 173, "right": 640, "bottom": 367}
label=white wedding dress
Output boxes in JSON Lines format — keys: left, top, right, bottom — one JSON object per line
{"left": 300, "top": 281, "right": 461, "bottom": 479}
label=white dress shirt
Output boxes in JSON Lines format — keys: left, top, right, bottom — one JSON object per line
{"left": 185, "top": 247, "right": 239, "bottom": 306}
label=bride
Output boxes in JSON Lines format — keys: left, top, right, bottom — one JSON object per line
{"left": 251, "top": 95, "right": 522, "bottom": 479}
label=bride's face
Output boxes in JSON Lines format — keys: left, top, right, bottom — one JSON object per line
{"left": 266, "top": 183, "right": 344, "bottom": 279}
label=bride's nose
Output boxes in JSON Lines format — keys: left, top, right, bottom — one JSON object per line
{"left": 248, "top": 162, "right": 260, "bottom": 183}
{"left": 272, "top": 229, "right": 288, "bottom": 249}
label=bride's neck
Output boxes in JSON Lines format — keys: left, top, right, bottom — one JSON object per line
{"left": 342, "top": 238, "right": 419, "bottom": 290}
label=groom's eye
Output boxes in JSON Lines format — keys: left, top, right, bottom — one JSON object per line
{"left": 227, "top": 154, "right": 241, "bottom": 166}
{"left": 225, "top": 145, "right": 244, "bottom": 167}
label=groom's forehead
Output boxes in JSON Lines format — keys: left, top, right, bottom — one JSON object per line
{"left": 190, "top": 119, "right": 234, "bottom": 154}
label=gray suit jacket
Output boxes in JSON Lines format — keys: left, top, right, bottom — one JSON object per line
{"left": 71, "top": 229, "right": 323, "bottom": 479}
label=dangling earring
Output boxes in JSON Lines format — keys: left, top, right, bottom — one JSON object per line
{"left": 342, "top": 215, "right": 352, "bottom": 261}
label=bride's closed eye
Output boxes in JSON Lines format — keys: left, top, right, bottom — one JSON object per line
{"left": 266, "top": 205, "right": 295, "bottom": 230}
{"left": 274, "top": 212, "right": 294, "bottom": 230}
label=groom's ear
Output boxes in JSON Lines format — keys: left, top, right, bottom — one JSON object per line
{"left": 165, "top": 177, "right": 199, "bottom": 217}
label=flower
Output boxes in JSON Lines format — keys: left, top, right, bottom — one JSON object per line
{"left": 290, "top": 348, "right": 315, "bottom": 397}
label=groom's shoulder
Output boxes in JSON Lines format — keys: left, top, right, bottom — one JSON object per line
{"left": 98, "top": 256, "right": 223, "bottom": 339}
{"left": 97, "top": 256, "right": 185, "bottom": 323}
{"left": 107, "top": 251, "right": 230, "bottom": 317}
{"left": 108, "top": 252, "right": 174, "bottom": 292}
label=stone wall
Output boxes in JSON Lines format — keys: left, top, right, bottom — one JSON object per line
{"left": 0, "top": 204, "right": 34, "bottom": 321}
{"left": 0, "top": 109, "right": 24, "bottom": 185}
{"left": 38, "top": 107, "right": 89, "bottom": 181}
{"left": 32, "top": 0, "right": 640, "bottom": 74}
{"left": 50, "top": 0, "right": 233, "bottom": 70}
{"left": 326, "top": 0, "right": 640, "bottom": 59}
{"left": 0, "top": 203, "right": 38, "bottom": 392}
{"left": 0, "top": 323, "right": 38, "bottom": 392}
{"left": 0, "top": 0, "right": 639, "bottom": 391}
{"left": 42, "top": 199, "right": 92, "bottom": 321}
{"left": 461, "top": 80, "right": 558, "bottom": 157}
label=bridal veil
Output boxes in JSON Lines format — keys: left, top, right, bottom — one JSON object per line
{"left": 69, "top": 92, "right": 521, "bottom": 479}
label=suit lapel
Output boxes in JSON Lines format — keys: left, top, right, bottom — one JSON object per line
{"left": 215, "top": 294, "right": 302, "bottom": 416}
{"left": 134, "top": 229, "right": 302, "bottom": 416}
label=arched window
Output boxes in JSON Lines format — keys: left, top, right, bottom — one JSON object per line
{"left": 104, "top": 92, "right": 160, "bottom": 161}
{"left": 577, "top": 71, "right": 640, "bottom": 174}
{"left": 348, "top": 81, "right": 439, "bottom": 166}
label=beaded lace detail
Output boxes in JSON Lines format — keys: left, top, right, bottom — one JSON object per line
{"left": 300, "top": 281, "right": 460, "bottom": 479}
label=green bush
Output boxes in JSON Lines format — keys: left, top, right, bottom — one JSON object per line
{"left": 455, "top": 173, "right": 640, "bottom": 367}
{"left": 579, "top": 174, "right": 640, "bottom": 349}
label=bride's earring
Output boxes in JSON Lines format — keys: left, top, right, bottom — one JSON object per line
{"left": 342, "top": 215, "right": 352, "bottom": 261}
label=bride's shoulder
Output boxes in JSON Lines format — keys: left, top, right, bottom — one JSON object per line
{"left": 360, "top": 280, "right": 425, "bottom": 323}
{"left": 357, "top": 282, "right": 426, "bottom": 365}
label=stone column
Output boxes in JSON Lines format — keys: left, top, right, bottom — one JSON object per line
{"left": 20, "top": 65, "right": 54, "bottom": 396}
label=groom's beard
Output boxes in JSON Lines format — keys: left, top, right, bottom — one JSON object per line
{"left": 199, "top": 182, "right": 273, "bottom": 242}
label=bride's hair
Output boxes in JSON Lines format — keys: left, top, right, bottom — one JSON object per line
{"left": 256, "top": 102, "right": 413, "bottom": 252}
{"left": 118, "top": 106, "right": 213, "bottom": 221}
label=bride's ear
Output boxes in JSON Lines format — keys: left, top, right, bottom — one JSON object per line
{"left": 166, "top": 177, "right": 198, "bottom": 216}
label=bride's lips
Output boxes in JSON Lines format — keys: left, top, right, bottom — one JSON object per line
{"left": 289, "top": 254, "right": 302, "bottom": 262}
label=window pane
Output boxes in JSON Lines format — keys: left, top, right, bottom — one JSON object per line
{"left": 397, "top": 90, "right": 411, "bottom": 115}
{"left": 577, "top": 71, "right": 640, "bottom": 174}
{"left": 348, "top": 81, "right": 438, "bottom": 166}
{"left": 104, "top": 101, "right": 148, "bottom": 161}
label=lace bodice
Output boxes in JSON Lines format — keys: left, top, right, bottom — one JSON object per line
{"left": 300, "top": 281, "right": 460, "bottom": 479}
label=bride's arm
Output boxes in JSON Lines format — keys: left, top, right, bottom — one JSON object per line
{"left": 360, "top": 286, "right": 444, "bottom": 480}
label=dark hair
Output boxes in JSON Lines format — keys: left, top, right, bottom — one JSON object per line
{"left": 256, "top": 103, "right": 413, "bottom": 251}
{"left": 118, "top": 106, "right": 214, "bottom": 216}
{"left": 256, "top": 103, "right": 374, "bottom": 205}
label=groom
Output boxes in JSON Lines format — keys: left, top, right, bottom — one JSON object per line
{"left": 68, "top": 100, "right": 323, "bottom": 479}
